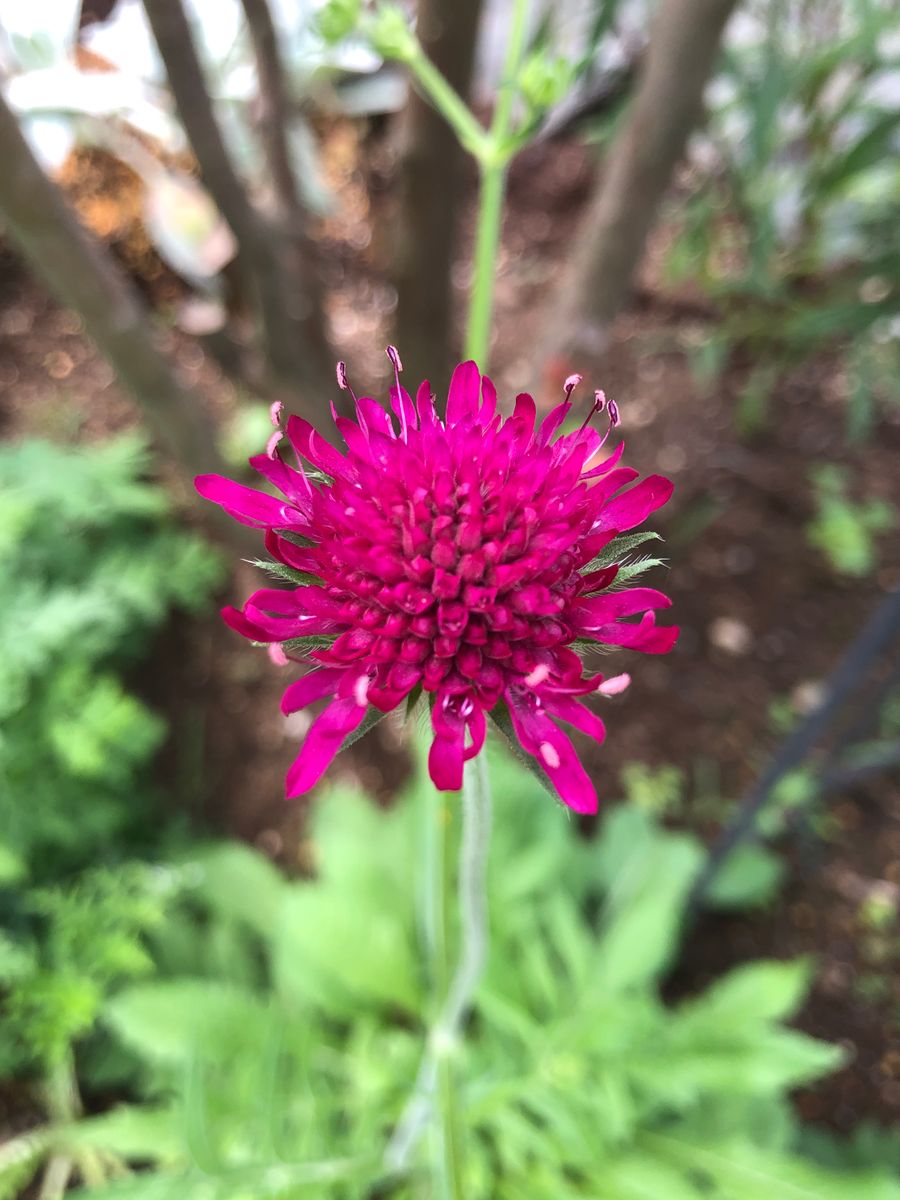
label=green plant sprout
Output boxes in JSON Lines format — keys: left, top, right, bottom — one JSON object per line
{"left": 806, "top": 464, "right": 895, "bottom": 579}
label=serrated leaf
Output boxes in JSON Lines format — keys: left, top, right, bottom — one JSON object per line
{"left": 644, "top": 1130, "right": 900, "bottom": 1200}
{"left": 587, "top": 531, "right": 663, "bottom": 571}
{"left": 611, "top": 556, "right": 667, "bottom": 587}
{"left": 250, "top": 558, "right": 320, "bottom": 587}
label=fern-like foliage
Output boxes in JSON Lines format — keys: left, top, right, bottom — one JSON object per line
{"left": 0, "top": 436, "right": 224, "bottom": 879}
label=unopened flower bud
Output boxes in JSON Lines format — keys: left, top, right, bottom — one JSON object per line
{"left": 316, "top": 0, "right": 361, "bottom": 44}
{"left": 369, "top": 4, "right": 416, "bottom": 61}
{"left": 518, "top": 52, "right": 573, "bottom": 112}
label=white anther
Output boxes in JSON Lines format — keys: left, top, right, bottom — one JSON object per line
{"left": 539, "top": 741, "right": 560, "bottom": 769}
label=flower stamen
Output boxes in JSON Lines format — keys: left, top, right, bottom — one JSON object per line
{"left": 336, "top": 360, "right": 358, "bottom": 405}
{"left": 386, "top": 345, "right": 408, "bottom": 442}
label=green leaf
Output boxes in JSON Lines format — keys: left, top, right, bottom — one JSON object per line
{"left": 817, "top": 110, "right": 900, "bottom": 197}
{"left": 271, "top": 790, "right": 421, "bottom": 1015}
{"left": 0, "top": 1128, "right": 49, "bottom": 1200}
{"left": 250, "top": 558, "right": 320, "bottom": 587}
{"left": 681, "top": 959, "right": 813, "bottom": 1027}
{"left": 60, "top": 1106, "right": 182, "bottom": 1166}
{"left": 595, "top": 1151, "right": 707, "bottom": 1200}
{"left": 587, "top": 531, "right": 663, "bottom": 571}
{"left": 594, "top": 812, "right": 704, "bottom": 994}
{"left": 104, "top": 981, "right": 267, "bottom": 1064}
{"left": 192, "top": 843, "right": 288, "bottom": 939}
{"left": 645, "top": 1130, "right": 900, "bottom": 1200}
{"left": 706, "top": 843, "right": 786, "bottom": 909}
{"left": 67, "top": 1156, "right": 381, "bottom": 1199}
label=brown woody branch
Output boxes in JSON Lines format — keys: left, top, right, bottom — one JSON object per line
{"left": 541, "top": 0, "right": 738, "bottom": 361}
{"left": 143, "top": 0, "right": 333, "bottom": 410}
{"left": 0, "top": 88, "right": 252, "bottom": 552}
{"left": 393, "top": 0, "right": 483, "bottom": 390}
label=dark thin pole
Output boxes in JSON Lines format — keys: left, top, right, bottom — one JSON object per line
{"left": 689, "top": 587, "right": 900, "bottom": 910}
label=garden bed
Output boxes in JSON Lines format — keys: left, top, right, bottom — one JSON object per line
{"left": 1, "top": 133, "right": 898, "bottom": 1140}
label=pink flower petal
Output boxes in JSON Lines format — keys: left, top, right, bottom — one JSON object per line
{"left": 507, "top": 694, "right": 598, "bottom": 814}
{"left": 280, "top": 667, "right": 345, "bottom": 714}
{"left": 594, "top": 474, "right": 674, "bottom": 532}
{"left": 446, "top": 360, "right": 481, "bottom": 425}
{"left": 195, "top": 475, "right": 296, "bottom": 528}
{"left": 597, "top": 673, "right": 631, "bottom": 696}
{"left": 286, "top": 415, "right": 349, "bottom": 479}
{"left": 286, "top": 696, "right": 368, "bottom": 796}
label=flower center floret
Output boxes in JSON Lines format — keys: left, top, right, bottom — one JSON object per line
{"left": 310, "top": 417, "right": 592, "bottom": 712}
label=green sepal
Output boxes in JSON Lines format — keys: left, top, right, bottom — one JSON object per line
{"left": 488, "top": 700, "right": 558, "bottom": 803}
{"left": 404, "top": 683, "right": 424, "bottom": 720}
{"left": 610, "top": 555, "right": 667, "bottom": 588}
{"left": 280, "top": 634, "right": 337, "bottom": 654}
{"left": 250, "top": 559, "right": 320, "bottom": 587}
{"left": 585, "top": 530, "right": 663, "bottom": 572}
{"left": 277, "top": 530, "right": 316, "bottom": 548}
{"left": 339, "top": 704, "right": 390, "bottom": 753}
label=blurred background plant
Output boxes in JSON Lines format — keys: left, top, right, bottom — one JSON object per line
{"left": 806, "top": 463, "right": 895, "bottom": 578}
{"left": 4, "top": 754, "right": 900, "bottom": 1199}
{"left": 668, "top": 0, "right": 900, "bottom": 439}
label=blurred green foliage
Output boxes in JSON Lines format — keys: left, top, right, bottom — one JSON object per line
{"left": 806, "top": 463, "right": 895, "bottom": 577}
{"left": 668, "top": 0, "right": 900, "bottom": 438}
{"left": 0, "top": 436, "right": 224, "bottom": 882}
{"left": 2, "top": 752, "right": 897, "bottom": 1198}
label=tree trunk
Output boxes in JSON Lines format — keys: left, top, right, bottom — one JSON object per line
{"left": 144, "top": 0, "right": 334, "bottom": 412}
{"left": 0, "top": 89, "right": 252, "bottom": 552}
{"left": 237, "top": 0, "right": 338, "bottom": 408}
{"left": 542, "top": 0, "right": 738, "bottom": 361}
{"left": 393, "top": 0, "right": 483, "bottom": 391}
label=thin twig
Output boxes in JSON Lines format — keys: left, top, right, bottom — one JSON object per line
{"left": 393, "top": 0, "right": 483, "bottom": 387}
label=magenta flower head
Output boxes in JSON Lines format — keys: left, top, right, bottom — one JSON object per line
{"left": 196, "top": 352, "right": 677, "bottom": 813}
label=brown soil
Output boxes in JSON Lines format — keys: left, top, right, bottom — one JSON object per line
{"left": 1, "top": 133, "right": 899, "bottom": 1140}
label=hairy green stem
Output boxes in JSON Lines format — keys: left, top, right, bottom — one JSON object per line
{"left": 385, "top": 747, "right": 493, "bottom": 1195}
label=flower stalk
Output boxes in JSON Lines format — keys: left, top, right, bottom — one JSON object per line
{"left": 386, "top": 743, "right": 492, "bottom": 1196}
